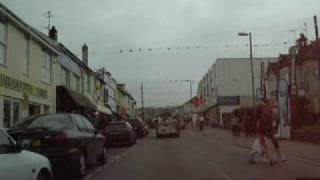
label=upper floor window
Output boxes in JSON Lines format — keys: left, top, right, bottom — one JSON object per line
{"left": 23, "top": 35, "right": 30, "bottom": 74}
{"left": 74, "top": 74, "right": 80, "bottom": 93}
{"left": 61, "top": 67, "right": 70, "bottom": 88}
{"left": 41, "top": 51, "right": 52, "bottom": 84}
{"left": 85, "top": 73, "right": 91, "bottom": 93}
{"left": 0, "top": 21, "right": 7, "bottom": 66}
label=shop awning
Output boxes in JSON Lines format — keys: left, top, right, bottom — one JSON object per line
{"left": 57, "top": 86, "right": 96, "bottom": 111}
{"left": 97, "top": 105, "right": 112, "bottom": 115}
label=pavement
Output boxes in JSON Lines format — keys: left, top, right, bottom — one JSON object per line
{"left": 74, "top": 128, "right": 320, "bottom": 180}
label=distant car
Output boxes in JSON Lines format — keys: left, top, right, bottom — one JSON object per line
{"left": 156, "top": 118, "right": 180, "bottom": 138}
{"left": 104, "top": 121, "right": 136, "bottom": 146}
{"left": 129, "top": 118, "right": 147, "bottom": 138}
{"left": 0, "top": 128, "right": 53, "bottom": 180}
{"left": 8, "top": 113, "right": 107, "bottom": 179}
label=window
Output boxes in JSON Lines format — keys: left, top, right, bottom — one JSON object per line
{"left": 61, "top": 68, "right": 70, "bottom": 88}
{"left": 3, "top": 100, "right": 11, "bottom": 128}
{"left": 2, "top": 99, "right": 21, "bottom": 128}
{"left": 43, "top": 105, "right": 50, "bottom": 114}
{"left": 0, "top": 21, "right": 7, "bottom": 65}
{"left": 104, "top": 89, "right": 109, "bottom": 104}
{"left": 74, "top": 75, "right": 80, "bottom": 93}
{"left": 86, "top": 73, "right": 91, "bottom": 93}
{"left": 41, "top": 51, "right": 52, "bottom": 84}
{"left": 23, "top": 35, "right": 30, "bottom": 74}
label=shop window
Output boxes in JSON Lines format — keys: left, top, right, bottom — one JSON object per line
{"left": 3, "top": 100, "right": 11, "bottom": 128}
{"left": 3, "top": 99, "right": 21, "bottom": 128}
{"left": 12, "top": 102, "right": 20, "bottom": 125}
{"left": 0, "top": 21, "right": 7, "bottom": 66}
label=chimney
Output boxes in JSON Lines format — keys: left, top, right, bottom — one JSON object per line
{"left": 48, "top": 26, "right": 57, "bottom": 41}
{"left": 82, "top": 43, "right": 88, "bottom": 65}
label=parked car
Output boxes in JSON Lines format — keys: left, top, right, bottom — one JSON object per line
{"left": 128, "top": 118, "right": 147, "bottom": 138}
{"left": 156, "top": 117, "right": 180, "bottom": 138}
{"left": 8, "top": 113, "right": 107, "bottom": 179}
{"left": 104, "top": 121, "right": 136, "bottom": 146}
{"left": 0, "top": 128, "right": 53, "bottom": 180}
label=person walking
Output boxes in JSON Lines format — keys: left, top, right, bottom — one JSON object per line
{"left": 248, "top": 104, "right": 274, "bottom": 166}
{"left": 199, "top": 115, "right": 205, "bottom": 131}
{"left": 263, "top": 102, "right": 287, "bottom": 162}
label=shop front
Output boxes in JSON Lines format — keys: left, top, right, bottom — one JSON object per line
{"left": 0, "top": 74, "right": 50, "bottom": 128}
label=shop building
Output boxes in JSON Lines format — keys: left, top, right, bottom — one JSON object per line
{"left": 0, "top": 3, "right": 61, "bottom": 128}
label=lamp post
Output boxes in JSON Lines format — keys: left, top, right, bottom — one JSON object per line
{"left": 238, "top": 32, "right": 255, "bottom": 107}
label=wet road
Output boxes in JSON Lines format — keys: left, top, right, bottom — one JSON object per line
{"left": 82, "top": 129, "right": 320, "bottom": 180}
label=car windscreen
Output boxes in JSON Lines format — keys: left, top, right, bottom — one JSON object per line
{"left": 107, "top": 123, "right": 127, "bottom": 131}
{"left": 24, "top": 114, "right": 71, "bottom": 130}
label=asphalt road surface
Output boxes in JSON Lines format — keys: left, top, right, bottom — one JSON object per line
{"left": 80, "top": 129, "right": 320, "bottom": 180}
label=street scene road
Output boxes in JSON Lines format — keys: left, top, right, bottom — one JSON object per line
{"left": 84, "top": 128, "right": 320, "bottom": 180}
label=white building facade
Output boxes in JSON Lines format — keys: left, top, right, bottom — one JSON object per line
{"left": 198, "top": 58, "right": 277, "bottom": 128}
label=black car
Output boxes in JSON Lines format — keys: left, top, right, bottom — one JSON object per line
{"left": 104, "top": 121, "right": 136, "bottom": 146}
{"left": 8, "top": 113, "right": 108, "bottom": 179}
{"left": 128, "top": 118, "right": 147, "bottom": 138}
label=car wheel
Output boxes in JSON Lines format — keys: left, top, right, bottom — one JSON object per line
{"left": 36, "top": 170, "right": 51, "bottom": 180}
{"left": 98, "top": 147, "right": 108, "bottom": 164}
{"left": 75, "top": 153, "right": 86, "bottom": 178}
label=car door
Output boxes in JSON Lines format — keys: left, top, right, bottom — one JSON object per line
{"left": 81, "top": 116, "right": 104, "bottom": 158}
{"left": 0, "top": 130, "right": 32, "bottom": 180}
{"left": 73, "top": 115, "right": 96, "bottom": 163}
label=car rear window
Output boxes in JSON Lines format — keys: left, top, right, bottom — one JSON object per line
{"left": 27, "top": 114, "right": 71, "bottom": 130}
{"left": 107, "top": 123, "right": 127, "bottom": 131}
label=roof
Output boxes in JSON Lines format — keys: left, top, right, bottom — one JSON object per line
{"left": 31, "top": 27, "right": 105, "bottom": 84}
{"left": 0, "top": 3, "right": 60, "bottom": 55}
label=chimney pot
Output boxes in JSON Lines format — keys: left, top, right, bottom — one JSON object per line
{"left": 49, "top": 26, "right": 57, "bottom": 41}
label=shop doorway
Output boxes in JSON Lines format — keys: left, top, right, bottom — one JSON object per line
{"left": 29, "top": 104, "right": 41, "bottom": 116}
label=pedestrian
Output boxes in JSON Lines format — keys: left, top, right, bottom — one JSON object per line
{"left": 192, "top": 113, "right": 198, "bottom": 129}
{"left": 199, "top": 114, "right": 205, "bottom": 131}
{"left": 231, "top": 110, "right": 240, "bottom": 136}
{"left": 248, "top": 104, "right": 274, "bottom": 166}
{"left": 263, "top": 102, "right": 287, "bottom": 162}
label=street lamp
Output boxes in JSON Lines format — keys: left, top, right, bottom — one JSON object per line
{"left": 238, "top": 32, "right": 255, "bottom": 107}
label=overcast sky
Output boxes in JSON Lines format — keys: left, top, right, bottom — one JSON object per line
{"left": 2, "top": 0, "right": 320, "bottom": 107}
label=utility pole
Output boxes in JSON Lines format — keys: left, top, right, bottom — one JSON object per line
{"left": 141, "top": 82, "right": 144, "bottom": 121}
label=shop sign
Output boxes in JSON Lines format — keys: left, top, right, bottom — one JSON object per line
{"left": 0, "top": 74, "right": 47, "bottom": 99}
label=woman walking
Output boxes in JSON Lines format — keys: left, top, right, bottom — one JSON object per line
{"left": 248, "top": 104, "right": 274, "bottom": 166}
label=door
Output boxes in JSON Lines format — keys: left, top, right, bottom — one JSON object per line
{"left": 0, "top": 130, "right": 31, "bottom": 180}
{"left": 28, "top": 104, "right": 41, "bottom": 116}
{"left": 73, "top": 115, "right": 96, "bottom": 162}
